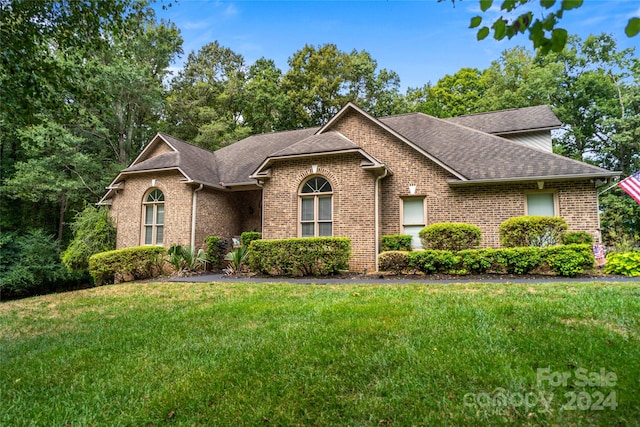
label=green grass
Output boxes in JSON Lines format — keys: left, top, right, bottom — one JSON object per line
{"left": 1, "top": 281, "right": 639, "bottom": 426}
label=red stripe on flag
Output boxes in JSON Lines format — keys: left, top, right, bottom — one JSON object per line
{"left": 618, "top": 172, "right": 640, "bottom": 205}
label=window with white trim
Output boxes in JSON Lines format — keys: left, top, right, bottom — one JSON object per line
{"left": 526, "top": 192, "right": 556, "bottom": 216}
{"left": 143, "top": 189, "right": 164, "bottom": 245}
{"left": 300, "top": 176, "right": 333, "bottom": 237}
{"left": 402, "top": 197, "right": 425, "bottom": 249}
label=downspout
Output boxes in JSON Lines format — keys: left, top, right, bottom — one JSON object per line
{"left": 191, "top": 184, "right": 204, "bottom": 248}
{"left": 374, "top": 169, "right": 388, "bottom": 272}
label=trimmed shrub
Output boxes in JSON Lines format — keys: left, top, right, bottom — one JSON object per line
{"left": 500, "top": 247, "right": 544, "bottom": 274}
{"left": 240, "top": 231, "right": 262, "bottom": 247}
{"left": 419, "top": 223, "right": 481, "bottom": 251}
{"left": 378, "top": 251, "right": 411, "bottom": 273}
{"left": 544, "top": 244, "right": 594, "bottom": 277}
{"left": 204, "top": 236, "right": 227, "bottom": 269}
{"left": 248, "top": 237, "right": 350, "bottom": 276}
{"left": 89, "top": 246, "right": 166, "bottom": 285}
{"left": 381, "top": 235, "right": 413, "bottom": 252}
{"left": 604, "top": 251, "right": 640, "bottom": 277}
{"left": 499, "top": 216, "right": 568, "bottom": 247}
{"left": 458, "top": 249, "right": 494, "bottom": 274}
{"left": 409, "top": 250, "right": 462, "bottom": 274}
{"left": 561, "top": 231, "right": 594, "bottom": 245}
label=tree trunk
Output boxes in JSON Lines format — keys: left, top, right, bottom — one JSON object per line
{"left": 57, "top": 192, "right": 67, "bottom": 244}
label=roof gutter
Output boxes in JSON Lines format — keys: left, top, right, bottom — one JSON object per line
{"left": 447, "top": 172, "right": 620, "bottom": 187}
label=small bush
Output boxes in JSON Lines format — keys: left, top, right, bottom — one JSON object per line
{"left": 500, "top": 247, "right": 544, "bottom": 274}
{"left": 419, "top": 223, "right": 481, "bottom": 251}
{"left": 378, "top": 251, "right": 411, "bottom": 273}
{"left": 409, "top": 250, "right": 462, "bottom": 274}
{"left": 204, "top": 236, "right": 227, "bottom": 269}
{"left": 381, "top": 235, "right": 413, "bottom": 252}
{"left": 248, "top": 237, "right": 350, "bottom": 276}
{"left": 604, "top": 251, "right": 640, "bottom": 277}
{"left": 240, "top": 232, "right": 262, "bottom": 247}
{"left": 499, "top": 216, "right": 568, "bottom": 247}
{"left": 167, "top": 245, "right": 207, "bottom": 273}
{"left": 88, "top": 246, "right": 166, "bottom": 285}
{"left": 561, "top": 231, "right": 594, "bottom": 245}
{"left": 544, "top": 244, "right": 594, "bottom": 277}
{"left": 458, "top": 249, "right": 494, "bottom": 274}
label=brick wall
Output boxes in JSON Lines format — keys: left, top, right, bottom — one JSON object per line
{"left": 110, "top": 171, "right": 193, "bottom": 248}
{"left": 262, "top": 153, "right": 378, "bottom": 271}
{"left": 327, "top": 111, "right": 600, "bottom": 250}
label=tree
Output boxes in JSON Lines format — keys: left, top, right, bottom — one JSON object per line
{"left": 62, "top": 206, "right": 117, "bottom": 273}
{"left": 411, "top": 68, "right": 486, "bottom": 117}
{"left": 242, "top": 58, "right": 290, "bottom": 134}
{"left": 1, "top": 1, "right": 182, "bottom": 242}
{"left": 440, "top": 0, "right": 640, "bottom": 54}
{"left": 163, "top": 41, "right": 251, "bottom": 150}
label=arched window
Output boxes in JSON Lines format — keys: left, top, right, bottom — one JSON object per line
{"left": 299, "top": 176, "right": 333, "bottom": 237}
{"left": 143, "top": 189, "right": 164, "bottom": 245}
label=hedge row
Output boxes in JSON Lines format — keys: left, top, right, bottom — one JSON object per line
{"left": 248, "top": 237, "right": 350, "bottom": 276}
{"left": 88, "top": 246, "right": 166, "bottom": 285}
{"left": 378, "top": 244, "right": 594, "bottom": 277}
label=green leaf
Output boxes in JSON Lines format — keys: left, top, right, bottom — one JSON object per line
{"left": 493, "top": 19, "right": 507, "bottom": 40}
{"left": 625, "top": 17, "right": 640, "bottom": 37}
{"left": 477, "top": 26, "right": 490, "bottom": 40}
{"left": 501, "top": 0, "right": 516, "bottom": 12}
{"left": 540, "top": 0, "right": 556, "bottom": 8}
{"left": 550, "top": 28, "right": 568, "bottom": 52}
{"left": 561, "top": 0, "right": 583, "bottom": 11}
{"left": 470, "top": 16, "right": 483, "bottom": 28}
{"left": 480, "top": 0, "right": 493, "bottom": 12}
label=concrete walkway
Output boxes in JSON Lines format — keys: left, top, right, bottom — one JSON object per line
{"left": 169, "top": 273, "right": 639, "bottom": 285}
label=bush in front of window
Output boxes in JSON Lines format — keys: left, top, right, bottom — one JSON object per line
{"left": 561, "top": 231, "right": 594, "bottom": 245}
{"left": 378, "top": 251, "right": 411, "bottom": 273}
{"left": 248, "top": 237, "right": 350, "bottom": 276}
{"left": 89, "top": 246, "right": 166, "bottom": 285}
{"left": 380, "top": 244, "right": 593, "bottom": 277}
{"left": 419, "top": 223, "right": 482, "bottom": 251}
{"left": 240, "top": 231, "right": 262, "bottom": 248}
{"left": 381, "top": 234, "right": 413, "bottom": 252}
{"left": 499, "top": 216, "right": 568, "bottom": 248}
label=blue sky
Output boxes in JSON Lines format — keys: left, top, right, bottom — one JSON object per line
{"left": 153, "top": 0, "right": 640, "bottom": 91}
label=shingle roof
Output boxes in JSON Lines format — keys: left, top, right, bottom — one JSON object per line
{"left": 109, "top": 104, "right": 614, "bottom": 196}
{"left": 270, "top": 131, "right": 358, "bottom": 157}
{"left": 444, "top": 105, "right": 561, "bottom": 134}
{"left": 213, "top": 127, "right": 319, "bottom": 185}
{"left": 379, "top": 112, "right": 610, "bottom": 181}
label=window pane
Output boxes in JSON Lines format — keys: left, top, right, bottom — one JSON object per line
{"left": 145, "top": 205, "right": 153, "bottom": 224}
{"left": 155, "top": 226, "right": 164, "bottom": 244}
{"left": 156, "top": 205, "right": 164, "bottom": 225}
{"left": 403, "top": 198, "right": 424, "bottom": 224}
{"left": 145, "top": 226, "right": 153, "bottom": 245}
{"left": 527, "top": 193, "right": 555, "bottom": 216}
{"left": 301, "top": 197, "right": 314, "bottom": 221}
{"left": 403, "top": 225, "right": 424, "bottom": 249}
{"left": 301, "top": 177, "right": 332, "bottom": 194}
{"left": 301, "top": 223, "right": 315, "bottom": 238}
{"left": 318, "top": 196, "right": 332, "bottom": 220}
{"left": 318, "top": 222, "right": 332, "bottom": 236}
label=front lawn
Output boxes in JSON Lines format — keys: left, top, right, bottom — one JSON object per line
{"left": 1, "top": 281, "right": 639, "bottom": 425}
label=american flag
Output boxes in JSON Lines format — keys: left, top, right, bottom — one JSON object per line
{"left": 618, "top": 171, "right": 640, "bottom": 205}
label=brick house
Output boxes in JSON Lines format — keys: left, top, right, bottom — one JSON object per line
{"left": 99, "top": 103, "right": 617, "bottom": 271}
